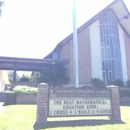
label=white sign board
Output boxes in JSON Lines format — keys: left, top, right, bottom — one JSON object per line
{"left": 48, "top": 88, "right": 112, "bottom": 117}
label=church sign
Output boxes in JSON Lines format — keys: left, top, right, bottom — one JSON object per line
{"left": 48, "top": 88, "right": 112, "bottom": 117}
{"left": 34, "top": 83, "right": 121, "bottom": 128}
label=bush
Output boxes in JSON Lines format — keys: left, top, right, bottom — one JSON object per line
{"left": 91, "top": 78, "right": 105, "bottom": 88}
{"left": 36, "top": 62, "right": 69, "bottom": 86}
{"left": 113, "top": 79, "right": 124, "bottom": 87}
{"left": 120, "top": 90, "right": 130, "bottom": 97}
{"left": 107, "top": 80, "right": 114, "bottom": 86}
{"left": 19, "top": 77, "right": 30, "bottom": 82}
{"left": 126, "top": 80, "right": 130, "bottom": 88}
{"left": 13, "top": 86, "right": 37, "bottom": 95}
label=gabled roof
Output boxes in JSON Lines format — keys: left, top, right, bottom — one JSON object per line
{"left": 44, "top": 0, "right": 130, "bottom": 59}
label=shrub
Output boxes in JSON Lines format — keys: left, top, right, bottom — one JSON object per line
{"left": 13, "top": 86, "right": 37, "bottom": 95}
{"left": 107, "top": 80, "right": 114, "bottom": 86}
{"left": 36, "top": 62, "right": 69, "bottom": 86}
{"left": 113, "top": 79, "right": 124, "bottom": 87}
{"left": 19, "top": 77, "right": 30, "bottom": 82}
{"left": 91, "top": 78, "right": 105, "bottom": 88}
{"left": 126, "top": 80, "right": 130, "bottom": 88}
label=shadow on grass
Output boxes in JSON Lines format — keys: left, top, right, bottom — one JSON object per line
{"left": 33, "top": 119, "right": 125, "bottom": 130}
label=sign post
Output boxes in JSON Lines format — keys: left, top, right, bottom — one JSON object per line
{"left": 73, "top": 0, "right": 79, "bottom": 88}
{"left": 36, "top": 83, "right": 49, "bottom": 122}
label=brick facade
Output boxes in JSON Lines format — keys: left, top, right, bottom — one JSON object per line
{"left": 43, "top": 0, "right": 130, "bottom": 87}
{"left": 78, "top": 27, "right": 91, "bottom": 85}
{"left": 124, "top": 33, "right": 130, "bottom": 80}
{"left": 16, "top": 95, "right": 37, "bottom": 104}
{"left": 60, "top": 27, "right": 91, "bottom": 86}
{"left": 59, "top": 25, "right": 130, "bottom": 86}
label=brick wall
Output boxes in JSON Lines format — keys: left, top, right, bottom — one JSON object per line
{"left": 124, "top": 33, "right": 130, "bottom": 79}
{"left": 58, "top": 24, "right": 130, "bottom": 86}
{"left": 60, "top": 27, "right": 91, "bottom": 86}
{"left": 78, "top": 27, "right": 91, "bottom": 85}
{"left": 16, "top": 94, "right": 37, "bottom": 104}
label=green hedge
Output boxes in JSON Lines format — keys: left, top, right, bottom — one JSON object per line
{"left": 13, "top": 86, "right": 37, "bottom": 95}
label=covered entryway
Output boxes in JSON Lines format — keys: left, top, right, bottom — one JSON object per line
{"left": 0, "top": 56, "right": 68, "bottom": 82}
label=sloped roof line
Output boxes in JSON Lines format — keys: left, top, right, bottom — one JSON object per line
{"left": 120, "top": 0, "right": 130, "bottom": 15}
{"left": 44, "top": 0, "right": 129, "bottom": 59}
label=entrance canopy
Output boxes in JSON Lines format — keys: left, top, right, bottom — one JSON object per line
{"left": 0, "top": 56, "right": 68, "bottom": 71}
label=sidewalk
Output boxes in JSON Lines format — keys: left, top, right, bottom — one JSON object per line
{"left": 0, "top": 102, "right": 5, "bottom": 115}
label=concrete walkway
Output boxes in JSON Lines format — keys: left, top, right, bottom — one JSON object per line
{"left": 0, "top": 102, "right": 5, "bottom": 115}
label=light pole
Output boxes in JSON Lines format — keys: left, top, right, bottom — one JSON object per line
{"left": 73, "top": 0, "right": 79, "bottom": 88}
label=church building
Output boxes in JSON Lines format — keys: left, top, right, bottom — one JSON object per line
{"left": 44, "top": 0, "right": 130, "bottom": 87}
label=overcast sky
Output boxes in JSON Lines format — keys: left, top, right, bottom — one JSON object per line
{"left": 0, "top": 0, "right": 129, "bottom": 59}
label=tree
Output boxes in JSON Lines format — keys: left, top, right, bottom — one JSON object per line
{"left": 8, "top": 71, "right": 20, "bottom": 83}
{"left": 36, "top": 62, "right": 69, "bottom": 87}
{"left": 0, "top": 1, "right": 4, "bottom": 16}
{"left": 19, "top": 74, "right": 30, "bottom": 82}
{"left": 91, "top": 78, "right": 105, "bottom": 88}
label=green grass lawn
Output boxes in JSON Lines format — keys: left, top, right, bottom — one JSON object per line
{"left": 0, "top": 104, "right": 130, "bottom": 130}
{"left": 0, "top": 105, "right": 36, "bottom": 130}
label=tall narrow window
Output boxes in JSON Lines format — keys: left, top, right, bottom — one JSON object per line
{"left": 99, "top": 10, "right": 122, "bottom": 83}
